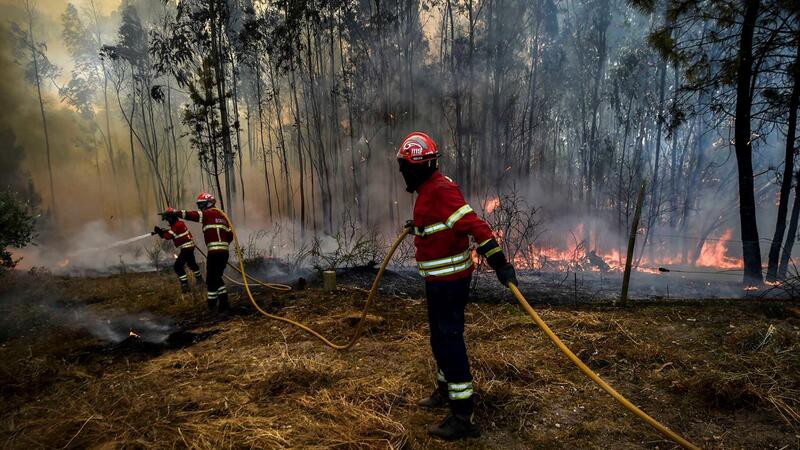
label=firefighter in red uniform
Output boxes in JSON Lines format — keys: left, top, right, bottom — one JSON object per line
{"left": 163, "top": 193, "right": 233, "bottom": 313}
{"left": 398, "top": 132, "right": 517, "bottom": 441}
{"left": 153, "top": 207, "right": 203, "bottom": 293}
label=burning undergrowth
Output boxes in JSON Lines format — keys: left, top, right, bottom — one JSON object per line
{"left": 12, "top": 201, "right": 767, "bottom": 303}
{"left": 480, "top": 192, "right": 750, "bottom": 277}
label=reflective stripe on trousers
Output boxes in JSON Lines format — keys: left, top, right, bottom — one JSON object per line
{"left": 207, "top": 242, "right": 229, "bottom": 251}
{"left": 448, "top": 381, "right": 473, "bottom": 400}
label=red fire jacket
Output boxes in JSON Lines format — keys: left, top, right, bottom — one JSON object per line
{"left": 158, "top": 220, "right": 195, "bottom": 250}
{"left": 413, "top": 171, "right": 495, "bottom": 282}
{"left": 178, "top": 207, "right": 233, "bottom": 253}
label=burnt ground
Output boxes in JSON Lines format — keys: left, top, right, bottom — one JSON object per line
{"left": 0, "top": 269, "right": 799, "bottom": 449}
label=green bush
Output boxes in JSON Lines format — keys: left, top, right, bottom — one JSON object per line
{"left": 0, "top": 188, "right": 36, "bottom": 273}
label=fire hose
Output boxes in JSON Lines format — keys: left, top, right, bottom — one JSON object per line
{"left": 213, "top": 208, "right": 410, "bottom": 350}
{"left": 194, "top": 246, "right": 292, "bottom": 291}
{"left": 507, "top": 283, "right": 699, "bottom": 449}
{"left": 209, "top": 211, "right": 699, "bottom": 449}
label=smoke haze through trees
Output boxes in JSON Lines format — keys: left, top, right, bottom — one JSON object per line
{"left": 0, "top": 0, "right": 798, "bottom": 286}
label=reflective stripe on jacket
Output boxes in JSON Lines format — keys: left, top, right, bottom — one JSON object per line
{"left": 180, "top": 207, "right": 233, "bottom": 253}
{"left": 160, "top": 220, "right": 195, "bottom": 250}
{"left": 413, "top": 171, "right": 494, "bottom": 282}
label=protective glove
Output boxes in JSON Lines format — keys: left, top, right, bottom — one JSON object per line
{"left": 153, "top": 226, "right": 164, "bottom": 236}
{"left": 404, "top": 220, "right": 423, "bottom": 236}
{"left": 495, "top": 263, "right": 518, "bottom": 288}
{"left": 478, "top": 238, "right": 518, "bottom": 287}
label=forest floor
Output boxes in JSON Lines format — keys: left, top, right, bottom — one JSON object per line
{"left": 0, "top": 269, "right": 799, "bottom": 449}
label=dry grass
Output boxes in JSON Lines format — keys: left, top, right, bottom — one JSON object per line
{"left": 0, "top": 271, "right": 799, "bottom": 449}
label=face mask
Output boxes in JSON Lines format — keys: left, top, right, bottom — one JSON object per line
{"left": 398, "top": 160, "right": 436, "bottom": 192}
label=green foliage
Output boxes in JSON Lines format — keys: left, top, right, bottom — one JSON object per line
{"left": 9, "top": 21, "right": 60, "bottom": 86}
{"left": 627, "top": 0, "right": 658, "bottom": 13}
{"left": 60, "top": 3, "right": 102, "bottom": 119}
{"left": 0, "top": 188, "right": 36, "bottom": 273}
{"left": 647, "top": 27, "right": 675, "bottom": 60}
{"left": 637, "top": 0, "right": 799, "bottom": 136}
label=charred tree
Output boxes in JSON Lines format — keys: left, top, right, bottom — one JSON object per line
{"left": 733, "top": 0, "right": 763, "bottom": 285}
{"left": 767, "top": 41, "right": 800, "bottom": 281}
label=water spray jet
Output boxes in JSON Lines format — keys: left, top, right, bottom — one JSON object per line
{"left": 67, "top": 233, "right": 155, "bottom": 257}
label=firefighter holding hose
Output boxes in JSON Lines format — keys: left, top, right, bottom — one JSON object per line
{"left": 153, "top": 207, "right": 203, "bottom": 293}
{"left": 398, "top": 132, "right": 517, "bottom": 440}
{"left": 162, "top": 193, "right": 233, "bottom": 313}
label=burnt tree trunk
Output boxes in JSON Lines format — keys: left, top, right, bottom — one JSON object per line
{"left": 734, "top": 0, "right": 763, "bottom": 285}
{"left": 766, "top": 41, "right": 800, "bottom": 281}
{"left": 778, "top": 167, "right": 800, "bottom": 278}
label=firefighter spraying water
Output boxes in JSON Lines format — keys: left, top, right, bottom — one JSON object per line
{"left": 153, "top": 207, "right": 203, "bottom": 293}
{"left": 161, "top": 193, "right": 233, "bottom": 314}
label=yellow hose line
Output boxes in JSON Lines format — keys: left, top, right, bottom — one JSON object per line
{"left": 195, "top": 246, "right": 292, "bottom": 292}
{"left": 217, "top": 207, "right": 409, "bottom": 350}
{"left": 508, "top": 283, "right": 699, "bottom": 450}
{"left": 229, "top": 271, "right": 292, "bottom": 291}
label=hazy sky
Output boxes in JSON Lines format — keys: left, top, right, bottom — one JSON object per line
{"left": 1, "top": 0, "right": 122, "bottom": 72}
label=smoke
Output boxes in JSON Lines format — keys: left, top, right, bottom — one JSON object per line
{"left": 0, "top": 268, "right": 176, "bottom": 344}
{"left": 43, "top": 304, "right": 175, "bottom": 343}
{"left": 0, "top": 0, "right": 795, "bottom": 292}
{"left": 15, "top": 220, "right": 165, "bottom": 274}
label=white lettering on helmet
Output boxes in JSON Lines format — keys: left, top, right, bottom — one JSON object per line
{"left": 403, "top": 136, "right": 428, "bottom": 155}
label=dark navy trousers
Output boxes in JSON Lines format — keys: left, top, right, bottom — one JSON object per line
{"left": 425, "top": 275, "right": 474, "bottom": 415}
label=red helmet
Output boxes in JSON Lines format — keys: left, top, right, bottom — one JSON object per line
{"left": 397, "top": 132, "right": 439, "bottom": 164}
{"left": 196, "top": 192, "right": 216, "bottom": 210}
{"left": 163, "top": 207, "right": 178, "bottom": 223}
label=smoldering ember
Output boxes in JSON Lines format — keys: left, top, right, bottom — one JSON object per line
{"left": 1, "top": 0, "right": 799, "bottom": 448}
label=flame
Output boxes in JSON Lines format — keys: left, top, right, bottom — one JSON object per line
{"left": 57, "top": 259, "right": 70, "bottom": 268}
{"left": 129, "top": 330, "right": 141, "bottom": 338}
{"left": 743, "top": 286, "right": 758, "bottom": 291}
{"left": 490, "top": 226, "right": 743, "bottom": 275}
{"left": 696, "top": 229, "right": 742, "bottom": 269}
{"left": 173, "top": 254, "right": 178, "bottom": 259}
{"left": 485, "top": 197, "right": 500, "bottom": 214}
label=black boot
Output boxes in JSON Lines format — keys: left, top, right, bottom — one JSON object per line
{"left": 194, "top": 271, "right": 204, "bottom": 287}
{"left": 217, "top": 293, "right": 230, "bottom": 314}
{"left": 417, "top": 381, "right": 449, "bottom": 409}
{"left": 428, "top": 413, "right": 481, "bottom": 441}
{"left": 207, "top": 297, "right": 218, "bottom": 312}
